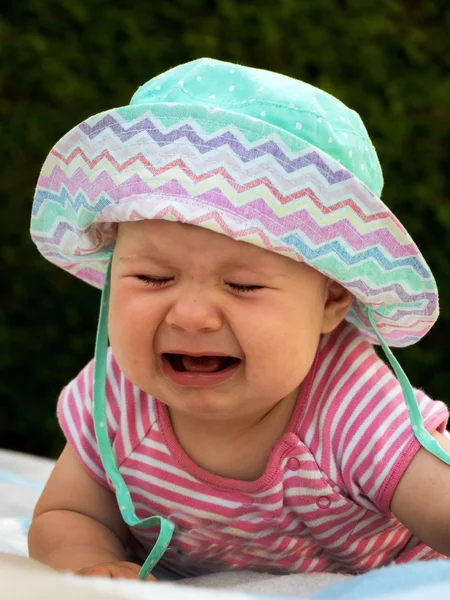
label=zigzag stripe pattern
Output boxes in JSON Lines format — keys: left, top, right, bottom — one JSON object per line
{"left": 38, "top": 153, "right": 404, "bottom": 231}
{"left": 35, "top": 171, "right": 399, "bottom": 259}
{"left": 41, "top": 110, "right": 395, "bottom": 218}
{"left": 31, "top": 107, "right": 438, "bottom": 347}
{"left": 50, "top": 126, "right": 386, "bottom": 217}
{"left": 79, "top": 116, "right": 355, "bottom": 185}
{"left": 33, "top": 177, "right": 425, "bottom": 276}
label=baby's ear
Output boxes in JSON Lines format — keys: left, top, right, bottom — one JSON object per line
{"left": 321, "top": 280, "right": 354, "bottom": 334}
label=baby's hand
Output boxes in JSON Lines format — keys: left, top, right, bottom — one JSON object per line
{"left": 76, "top": 561, "right": 157, "bottom": 581}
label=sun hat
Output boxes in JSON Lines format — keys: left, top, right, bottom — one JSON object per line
{"left": 31, "top": 57, "right": 438, "bottom": 348}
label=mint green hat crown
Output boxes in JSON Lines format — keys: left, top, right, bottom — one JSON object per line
{"left": 132, "top": 58, "right": 383, "bottom": 196}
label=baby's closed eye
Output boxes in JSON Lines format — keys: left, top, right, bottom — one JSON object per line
{"left": 135, "top": 274, "right": 264, "bottom": 293}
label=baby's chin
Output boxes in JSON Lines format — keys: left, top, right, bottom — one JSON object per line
{"left": 157, "top": 386, "right": 248, "bottom": 419}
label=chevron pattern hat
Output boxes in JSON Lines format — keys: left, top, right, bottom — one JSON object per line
{"left": 31, "top": 58, "right": 438, "bottom": 347}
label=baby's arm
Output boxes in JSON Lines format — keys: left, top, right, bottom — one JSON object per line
{"left": 28, "top": 443, "right": 150, "bottom": 579}
{"left": 391, "top": 430, "right": 450, "bottom": 555}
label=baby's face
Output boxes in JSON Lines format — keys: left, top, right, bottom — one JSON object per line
{"left": 109, "top": 220, "right": 342, "bottom": 422}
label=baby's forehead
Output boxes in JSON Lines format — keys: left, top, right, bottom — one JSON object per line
{"left": 119, "top": 220, "right": 266, "bottom": 258}
{"left": 116, "top": 219, "right": 298, "bottom": 273}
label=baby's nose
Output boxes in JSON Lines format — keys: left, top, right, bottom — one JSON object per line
{"left": 165, "top": 295, "right": 223, "bottom": 333}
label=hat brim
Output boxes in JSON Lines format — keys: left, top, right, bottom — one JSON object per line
{"left": 31, "top": 102, "right": 438, "bottom": 347}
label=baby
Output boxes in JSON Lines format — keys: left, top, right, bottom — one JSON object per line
{"left": 28, "top": 58, "right": 450, "bottom": 581}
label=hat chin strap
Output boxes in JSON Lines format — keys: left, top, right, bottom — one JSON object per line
{"left": 93, "top": 254, "right": 174, "bottom": 580}
{"left": 92, "top": 256, "right": 450, "bottom": 579}
{"left": 359, "top": 301, "right": 450, "bottom": 465}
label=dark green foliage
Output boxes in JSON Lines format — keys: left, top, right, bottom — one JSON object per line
{"left": 2, "top": 0, "right": 450, "bottom": 458}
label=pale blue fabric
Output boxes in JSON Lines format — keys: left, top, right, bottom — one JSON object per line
{"left": 0, "top": 469, "right": 44, "bottom": 491}
{"left": 313, "top": 560, "right": 450, "bottom": 600}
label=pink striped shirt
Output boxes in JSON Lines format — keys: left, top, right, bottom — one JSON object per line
{"left": 57, "top": 322, "right": 448, "bottom": 576}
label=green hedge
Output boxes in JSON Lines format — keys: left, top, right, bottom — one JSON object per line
{"left": 2, "top": 0, "right": 450, "bottom": 458}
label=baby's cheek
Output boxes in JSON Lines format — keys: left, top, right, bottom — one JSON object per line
{"left": 250, "top": 355, "right": 295, "bottom": 394}
{"left": 277, "top": 339, "right": 317, "bottom": 386}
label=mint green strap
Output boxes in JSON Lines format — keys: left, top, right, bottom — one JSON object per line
{"left": 93, "top": 254, "right": 174, "bottom": 580}
{"left": 362, "top": 303, "right": 450, "bottom": 465}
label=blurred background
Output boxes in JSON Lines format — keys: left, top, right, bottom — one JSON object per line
{"left": 1, "top": 0, "right": 450, "bottom": 459}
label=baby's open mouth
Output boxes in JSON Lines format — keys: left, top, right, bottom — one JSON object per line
{"left": 163, "top": 353, "right": 241, "bottom": 374}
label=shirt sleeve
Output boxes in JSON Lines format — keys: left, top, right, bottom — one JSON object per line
{"left": 57, "top": 349, "right": 122, "bottom": 489}
{"left": 335, "top": 350, "right": 449, "bottom": 514}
